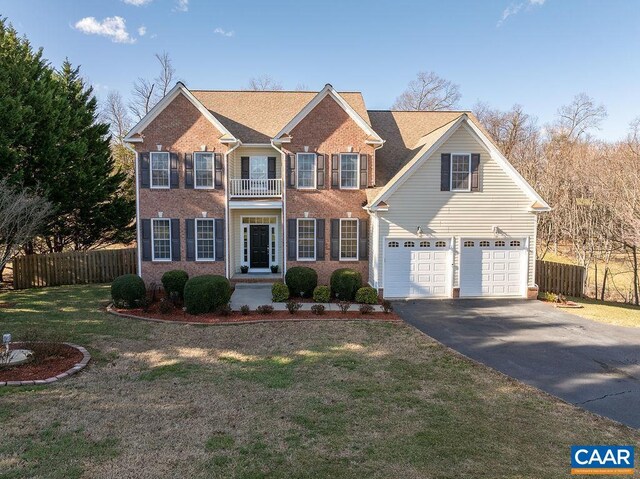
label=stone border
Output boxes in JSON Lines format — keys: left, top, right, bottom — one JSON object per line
{"left": 0, "top": 343, "right": 90, "bottom": 387}
{"left": 107, "top": 304, "right": 401, "bottom": 327}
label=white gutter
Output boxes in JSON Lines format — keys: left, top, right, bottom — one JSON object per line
{"left": 124, "top": 141, "right": 142, "bottom": 278}
{"left": 224, "top": 139, "right": 242, "bottom": 279}
{"left": 270, "top": 139, "right": 287, "bottom": 276}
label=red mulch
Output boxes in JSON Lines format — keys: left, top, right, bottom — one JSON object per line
{"left": 0, "top": 343, "right": 83, "bottom": 382}
{"left": 113, "top": 303, "right": 400, "bottom": 324}
{"left": 0, "top": 302, "right": 16, "bottom": 308}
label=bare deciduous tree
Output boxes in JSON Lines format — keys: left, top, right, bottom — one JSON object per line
{"left": 392, "top": 71, "right": 461, "bottom": 111}
{"left": 102, "top": 91, "right": 132, "bottom": 144}
{"left": 0, "top": 181, "right": 52, "bottom": 278}
{"left": 154, "top": 51, "right": 175, "bottom": 97}
{"left": 130, "top": 77, "right": 156, "bottom": 121}
{"left": 246, "top": 74, "right": 283, "bottom": 91}
{"left": 554, "top": 93, "right": 607, "bottom": 141}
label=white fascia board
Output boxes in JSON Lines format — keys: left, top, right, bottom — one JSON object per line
{"left": 272, "top": 84, "right": 383, "bottom": 143}
{"left": 124, "top": 82, "right": 236, "bottom": 143}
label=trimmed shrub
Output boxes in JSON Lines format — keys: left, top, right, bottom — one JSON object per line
{"left": 311, "top": 304, "right": 325, "bottom": 315}
{"left": 286, "top": 300, "right": 302, "bottom": 314}
{"left": 337, "top": 301, "right": 351, "bottom": 314}
{"left": 355, "top": 287, "right": 378, "bottom": 305}
{"left": 256, "top": 304, "right": 274, "bottom": 315}
{"left": 285, "top": 266, "right": 318, "bottom": 297}
{"left": 183, "top": 275, "right": 232, "bottom": 315}
{"left": 158, "top": 298, "right": 173, "bottom": 314}
{"left": 359, "top": 304, "right": 374, "bottom": 315}
{"left": 111, "top": 274, "right": 146, "bottom": 308}
{"left": 217, "top": 304, "right": 232, "bottom": 317}
{"left": 313, "top": 285, "right": 331, "bottom": 303}
{"left": 330, "top": 268, "right": 362, "bottom": 301}
{"left": 381, "top": 299, "right": 393, "bottom": 314}
{"left": 161, "top": 270, "right": 189, "bottom": 300}
{"left": 272, "top": 282, "right": 290, "bottom": 302}
{"left": 240, "top": 305, "right": 250, "bottom": 315}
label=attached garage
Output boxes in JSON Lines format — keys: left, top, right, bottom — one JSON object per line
{"left": 459, "top": 239, "right": 528, "bottom": 297}
{"left": 383, "top": 238, "right": 452, "bottom": 298}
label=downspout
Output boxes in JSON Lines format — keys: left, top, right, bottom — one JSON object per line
{"left": 270, "top": 139, "right": 287, "bottom": 276}
{"left": 124, "top": 141, "right": 142, "bottom": 279}
{"left": 224, "top": 140, "right": 242, "bottom": 279}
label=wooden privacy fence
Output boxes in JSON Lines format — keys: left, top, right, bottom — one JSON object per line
{"left": 13, "top": 248, "right": 137, "bottom": 289}
{"left": 535, "top": 260, "right": 585, "bottom": 297}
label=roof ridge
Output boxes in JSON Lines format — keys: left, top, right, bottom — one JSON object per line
{"left": 191, "top": 89, "right": 363, "bottom": 94}
{"left": 368, "top": 109, "right": 473, "bottom": 113}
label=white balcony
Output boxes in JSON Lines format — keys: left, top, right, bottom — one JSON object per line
{"left": 229, "top": 179, "right": 282, "bottom": 198}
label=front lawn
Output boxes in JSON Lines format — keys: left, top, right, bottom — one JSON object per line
{"left": 560, "top": 296, "right": 640, "bottom": 328}
{"left": 1, "top": 285, "right": 638, "bottom": 478}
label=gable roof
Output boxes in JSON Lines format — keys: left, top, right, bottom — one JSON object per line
{"left": 191, "top": 86, "right": 373, "bottom": 144}
{"left": 367, "top": 113, "right": 551, "bottom": 212}
{"left": 124, "top": 82, "right": 235, "bottom": 143}
{"left": 272, "top": 84, "right": 383, "bottom": 144}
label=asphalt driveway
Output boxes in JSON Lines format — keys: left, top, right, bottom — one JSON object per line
{"left": 395, "top": 299, "right": 640, "bottom": 429}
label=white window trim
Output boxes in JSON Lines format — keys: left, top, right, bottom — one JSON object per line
{"left": 194, "top": 152, "right": 215, "bottom": 190}
{"left": 450, "top": 152, "right": 472, "bottom": 192}
{"left": 150, "top": 152, "right": 171, "bottom": 189}
{"left": 195, "top": 218, "right": 216, "bottom": 262}
{"left": 296, "top": 153, "right": 317, "bottom": 190}
{"left": 296, "top": 218, "right": 316, "bottom": 261}
{"left": 339, "top": 218, "right": 359, "bottom": 261}
{"left": 339, "top": 153, "right": 360, "bottom": 190}
{"left": 249, "top": 156, "right": 268, "bottom": 180}
{"left": 151, "top": 218, "right": 172, "bottom": 262}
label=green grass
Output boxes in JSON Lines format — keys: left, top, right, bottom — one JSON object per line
{"left": 562, "top": 296, "right": 640, "bottom": 327}
{"left": 1, "top": 284, "right": 639, "bottom": 478}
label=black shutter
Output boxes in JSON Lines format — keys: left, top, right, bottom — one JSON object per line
{"left": 184, "top": 153, "right": 194, "bottom": 188}
{"left": 185, "top": 219, "right": 195, "bottom": 261}
{"left": 331, "top": 154, "right": 339, "bottom": 188}
{"left": 287, "top": 218, "right": 297, "bottom": 260}
{"left": 268, "top": 157, "right": 276, "bottom": 180}
{"left": 317, "top": 154, "right": 325, "bottom": 188}
{"left": 287, "top": 154, "right": 295, "bottom": 188}
{"left": 359, "top": 153, "right": 368, "bottom": 189}
{"left": 471, "top": 153, "right": 480, "bottom": 191}
{"left": 141, "top": 219, "right": 151, "bottom": 261}
{"left": 441, "top": 153, "right": 451, "bottom": 191}
{"left": 358, "top": 219, "right": 368, "bottom": 260}
{"left": 214, "top": 153, "right": 223, "bottom": 188}
{"left": 241, "top": 156, "right": 250, "bottom": 180}
{"left": 171, "top": 218, "right": 180, "bottom": 261}
{"left": 316, "top": 219, "right": 325, "bottom": 260}
{"left": 170, "top": 153, "right": 179, "bottom": 188}
{"left": 330, "top": 219, "right": 340, "bottom": 260}
{"left": 215, "top": 219, "right": 224, "bottom": 261}
{"left": 139, "top": 152, "right": 150, "bottom": 188}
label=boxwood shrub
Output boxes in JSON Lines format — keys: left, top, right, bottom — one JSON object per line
{"left": 111, "top": 274, "right": 146, "bottom": 308}
{"left": 285, "top": 266, "right": 317, "bottom": 297}
{"left": 161, "top": 270, "right": 189, "bottom": 300}
{"left": 313, "top": 285, "right": 331, "bottom": 303}
{"left": 183, "top": 275, "right": 232, "bottom": 315}
{"left": 355, "top": 286, "right": 378, "bottom": 305}
{"left": 330, "top": 268, "right": 362, "bottom": 301}
{"left": 272, "top": 281, "right": 290, "bottom": 302}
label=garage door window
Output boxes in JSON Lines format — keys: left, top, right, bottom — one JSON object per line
{"left": 420, "top": 241, "right": 430, "bottom": 247}
{"left": 404, "top": 241, "right": 415, "bottom": 248}
{"left": 463, "top": 241, "right": 475, "bottom": 247}
{"left": 435, "top": 241, "right": 446, "bottom": 248}
{"left": 510, "top": 240, "right": 521, "bottom": 247}
{"left": 479, "top": 240, "right": 490, "bottom": 247}
{"left": 495, "top": 240, "right": 505, "bottom": 247}
{"left": 388, "top": 241, "right": 399, "bottom": 248}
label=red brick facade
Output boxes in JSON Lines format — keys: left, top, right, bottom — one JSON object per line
{"left": 283, "top": 96, "right": 374, "bottom": 285}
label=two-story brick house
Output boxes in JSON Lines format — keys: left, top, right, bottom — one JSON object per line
{"left": 125, "top": 82, "right": 549, "bottom": 299}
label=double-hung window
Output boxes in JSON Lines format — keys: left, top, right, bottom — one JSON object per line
{"left": 150, "top": 152, "right": 170, "bottom": 188}
{"left": 296, "top": 153, "right": 316, "bottom": 189}
{"left": 340, "top": 153, "right": 359, "bottom": 189}
{"left": 195, "top": 218, "right": 215, "bottom": 261}
{"left": 339, "top": 219, "right": 358, "bottom": 260}
{"left": 451, "top": 154, "right": 471, "bottom": 191}
{"left": 194, "top": 152, "right": 214, "bottom": 189}
{"left": 297, "top": 219, "right": 316, "bottom": 261}
{"left": 152, "top": 218, "right": 171, "bottom": 261}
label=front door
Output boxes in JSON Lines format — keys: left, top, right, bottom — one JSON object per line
{"left": 250, "top": 225, "right": 269, "bottom": 268}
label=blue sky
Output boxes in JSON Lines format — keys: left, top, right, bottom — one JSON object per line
{"left": 1, "top": 0, "right": 638, "bottom": 140}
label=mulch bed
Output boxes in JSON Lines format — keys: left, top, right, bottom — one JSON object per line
{"left": 0, "top": 302, "right": 17, "bottom": 308}
{"left": 0, "top": 343, "right": 83, "bottom": 382}
{"left": 112, "top": 304, "right": 400, "bottom": 324}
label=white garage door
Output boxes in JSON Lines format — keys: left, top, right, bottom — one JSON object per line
{"left": 383, "top": 239, "right": 451, "bottom": 298}
{"left": 459, "top": 239, "right": 527, "bottom": 297}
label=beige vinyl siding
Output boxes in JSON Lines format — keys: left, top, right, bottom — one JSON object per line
{"left": 229, "top": 208, "right": 282, "bottom": 274}
{"left": 377, "top": 124, "right": 537, "bottom": 289}
{"left": 228, "top": 146, "right": 282, "bottom": 180}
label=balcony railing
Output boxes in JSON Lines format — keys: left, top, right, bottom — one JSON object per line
{"left": 229, "top": 179, "right": 282, "bottom": 197}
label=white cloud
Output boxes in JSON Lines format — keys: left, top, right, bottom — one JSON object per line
{"left": 138, "top": 25, "right": 147, "bottom": 36}
{"left": 123, "top": 0, "right": 153, "bottom": 5}
{"left": 175, "top": 0, "right": 188, "bottom": 12}
{"left": 498, "top": 0, "right": 546, "bottom": 26}
{"left": 214, "top": 27, "right": 234, "bottom": 37}
{"left": 74, "top": 16, "right": 135, "bottom": 43}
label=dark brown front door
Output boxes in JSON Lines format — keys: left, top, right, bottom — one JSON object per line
{"left": 250, "top": 225, "right": 269, "bottom": 268}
